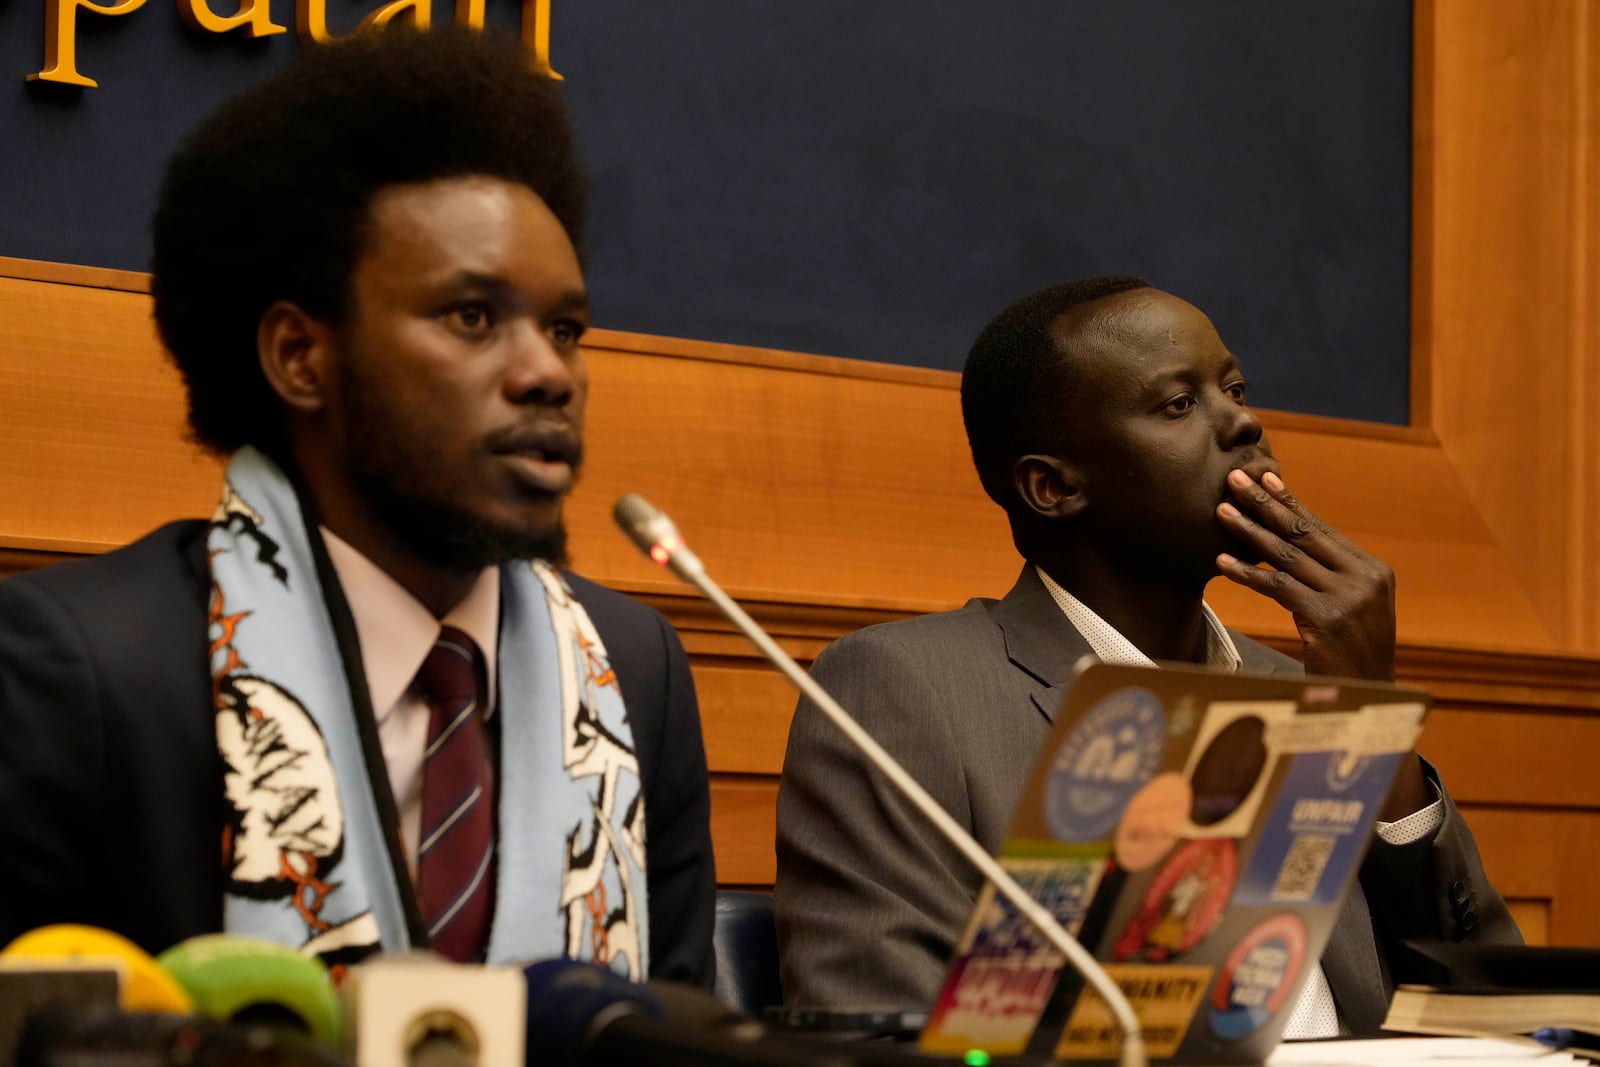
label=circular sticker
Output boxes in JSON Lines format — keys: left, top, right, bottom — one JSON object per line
{"left": 1113, "top": 837, "right": 1237, "bottom": 962}
{"left": 1188, "top": 714, "right": 1268, "bottom": 827}
{"left": 1044, "top": 687, "right": 1166, "bottom": 843}
{"left": 1325, "top": 750, "right": 1371, "bottom": 792}
{"left": 1208, "top": 913, "right": 1309, "bottom": 1041}
{"left": 1114, "top": 772, "right": 1192, "bottom": 873}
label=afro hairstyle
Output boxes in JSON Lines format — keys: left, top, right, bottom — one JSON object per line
{"left": 150, "top": 24, "right": 586, "bottom": 458}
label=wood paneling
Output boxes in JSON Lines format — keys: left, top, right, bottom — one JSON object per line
{"left": 710, "top": 777, "right": 781, "bottom": 887}
{"left": 1419, "top": 0, "right": 1600, "bottom": 651}
{"left": 1460, "top": 808, "right": 1600, "bottom": 948}
{"left": 2, "top": 0, "right": 1599, "bottom": 949}
{"left": 0, "top": 274, "right": 218, "bottom": 552}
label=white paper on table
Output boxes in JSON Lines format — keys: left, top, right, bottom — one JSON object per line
{"left": 1268, "top": 1036, "right": 1587, "bottom": 1067}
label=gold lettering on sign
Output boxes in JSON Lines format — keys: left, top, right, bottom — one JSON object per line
{"left": 294, "top": 0, "right": 335, "bottom": 43}
{"left": 28, "top": 0, "right": 148, "bottom": 87}
{"left": 521, "top": 0, "right": 561, "bottom": 79}
{"left": 357, "top": 0, "right": 429, "bottom": 33}
{"left": 179, "top": 0, "right": 285, "bottom": 37}
{"left": 27, "top": 0, "right": 559, "bottom": 85}
{"left": 450, "top": 0, "right": 559, "bottom": 78}
{"left": 297, "top": 0, "right": 429, "bottom": 44}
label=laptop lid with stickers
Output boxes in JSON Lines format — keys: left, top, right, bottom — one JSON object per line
{"left": 918, "top": 660, "right": 1428, "bottom": 1064}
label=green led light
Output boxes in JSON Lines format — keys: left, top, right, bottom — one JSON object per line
{"left": 964, "top": 1051, "right": 991, "bottom": 1067}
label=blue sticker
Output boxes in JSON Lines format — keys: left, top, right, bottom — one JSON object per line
{"left": 1209, "top": 914, "right": 1308, "bottom": 1041}
{"left": 1044, "top": 686, "right": 1165, "bottom": 843}
{"left": 1324, "top": 750, "right": 1372, "bottom": 792}
{"left": 1234, "top": 750, "right": 1405, "bottom": 906}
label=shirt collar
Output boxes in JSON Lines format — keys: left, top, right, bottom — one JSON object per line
{"left": 1034, "top": 565, "right": 1242, "bottom": 671}
{"left": 320, "top": 527, "right": 500, "bottom": 721}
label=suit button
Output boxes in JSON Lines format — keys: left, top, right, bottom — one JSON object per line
{"left": 1459, "top": 911, "right": 1477, "bottom": 935}
{"left": 1450, "top": 880, "right": 1468, "bottom": 904}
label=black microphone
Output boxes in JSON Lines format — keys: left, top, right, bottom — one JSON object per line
{"left": 0, "top": 967, "right": 120, "bottom": 1067}
{"left": 0, "top": 923, "right": 189, "bottom": 1065}
{"left": 521, "top": 958, "right": 666, "bottom": 1066}
{"left": 16, "top": 1006, "right": 350, "bottom": 1067}
{"left": 521, "top": 959, "right": 1025, "bottom": 1067}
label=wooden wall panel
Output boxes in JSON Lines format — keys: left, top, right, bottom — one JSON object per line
{"left": 0, "top": 275, "right": 218, "bottom": 553}
{"left": 1461, "top": 808, "right": 1600, "bottom": 948}
{"left": 2, "top": 0, "right": 1599, "bottom": 950}
{"left": 1420, "top": 0, "right": 1600, "bottom": 650}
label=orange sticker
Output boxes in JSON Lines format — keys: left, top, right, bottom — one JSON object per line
{"left": 1114, "top": 772, "right": 1191, "bottom": 872}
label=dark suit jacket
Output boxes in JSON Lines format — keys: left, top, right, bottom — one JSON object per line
{"left": 775, "top": 565, "right": 1517, "bottom": 1034}
{"left": 0, "top": 520, "right": 716, "bottom": 985}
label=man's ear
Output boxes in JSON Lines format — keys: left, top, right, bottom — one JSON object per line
{"left": 1012, "top": 453, "right": 1087, "bottom": 520}
{"left": 257, "top": 301, "right": 337, "bottom": 415}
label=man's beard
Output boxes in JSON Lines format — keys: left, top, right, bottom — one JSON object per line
{"left": 351, "top": 459, "right": 572, "bottom": 572}
{"left": 337, "top": 350, "right": 574, "bottom": 572}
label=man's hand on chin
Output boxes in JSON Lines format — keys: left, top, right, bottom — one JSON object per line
{"left": 1211, "top": 468, "right": 1397, "bottom": 683}
{"left": 1211, "top": 470, "right": 1429, "bottom": 818}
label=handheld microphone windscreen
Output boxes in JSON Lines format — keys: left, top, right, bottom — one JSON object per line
{"left": 1, "top": 924, "right": 193, "bottom": 1013}
{"left": 521, "top": 959, "right": 663, "bottom": 1067}
{"left": 157, "top": 934, "right": 342, "bottom": 1048}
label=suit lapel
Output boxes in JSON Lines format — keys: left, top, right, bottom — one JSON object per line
{"left": 1319, "top": 885, "right": 1390, "bottom": 1035}
{"left": 1230, "top": 627, "right": 1303, "bottom": 675}
{"left": 989, "top": 565, "right": 1096, "bottom": 723}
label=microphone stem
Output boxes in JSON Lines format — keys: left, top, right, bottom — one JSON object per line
{"left": 678, "top": 562, "right": 1147, "bottom": 1067}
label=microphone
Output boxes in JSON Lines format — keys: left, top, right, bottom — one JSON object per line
{"left": 0, "top": 926, "right": 345, "bottom": 1067}
{"left": 15, "top": 1006, "right": 351, "bottom": 1067}
{"left": 521, "top": 958, "right": 666, "bottom": 1066}
{"left": 613, "top": 494, "right": 1148, "bottom": 1067}
{"left": 342, "top": 953, "right": 524, "bottom": 1067}
{"left": 521, "top": 958, "right": 983, "bottom": 1066}
{"left": 156, "top": 934, "right": 343, "bottom": 1048}
{"left": 0, "top": 924, "right": 189, "bottom": 1065}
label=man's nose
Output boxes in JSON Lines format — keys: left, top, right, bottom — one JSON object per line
{"left": 503, "top": 323, "right": 577, "bottom": 406}
{"left": 1218, "top": 395, "right": 1264, "bottom": 449}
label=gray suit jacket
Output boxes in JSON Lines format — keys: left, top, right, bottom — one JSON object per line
{"left": 775, "top": 565, "right": 1517, "bottom": 1035}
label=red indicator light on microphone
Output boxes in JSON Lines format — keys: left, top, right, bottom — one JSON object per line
{"left": 649, "top": 544, "right": 671, "bottom": 565}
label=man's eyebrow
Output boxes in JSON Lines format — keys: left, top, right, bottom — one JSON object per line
{"left": 547, "top": 289, "right": 590, "bottom": 316}
{"left": 446, "top": 272, "right": 590, "bottom": 315}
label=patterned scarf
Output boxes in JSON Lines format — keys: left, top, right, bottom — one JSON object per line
{"left": 206, "top": 448, "right": 648, "bottom": 975}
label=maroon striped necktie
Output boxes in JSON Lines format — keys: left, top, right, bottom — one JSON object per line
{"left": 414, "top": 626, "right": 496, "bottom": 962}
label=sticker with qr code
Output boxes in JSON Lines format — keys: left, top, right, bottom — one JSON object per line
{"left": 1270, "top": 835, "right": 1336, "bottom": 901}
{"left": 1233, "top": 749, "right": 1407, "bottom": 906}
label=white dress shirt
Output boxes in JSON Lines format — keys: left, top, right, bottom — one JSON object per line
{"left": 321, "top": 528, "right": 500, "bottom": 877}
{"left": 1034, "top": 566, "right": 1441, "bottom": 1039}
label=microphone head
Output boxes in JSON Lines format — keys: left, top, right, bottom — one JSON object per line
{"left": 612, "top": 494, "right": 672, "bottom": 556}
{"left": 521, "top": 959, "right": 663, "bottom": 1067}
{"left": 613, "top": 494, "right": 705, "bottom": 579}
{"left": 156, "top": 934, "right": 342, "bottom": 1049}
{"left": 1, "top": 925, "right": 193, "bottom": 1014}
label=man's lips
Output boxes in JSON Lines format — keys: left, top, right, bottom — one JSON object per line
{"left": 1217, "top": 457, "right": 1281, "bottom": 506}
{"left": 1238, "top": 459, "right": 1281, "bottom": 485}
{"left": 490, "top": 424, "right": 582, "bottom": 492}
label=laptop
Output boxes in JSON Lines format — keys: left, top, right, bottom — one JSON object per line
{"left": 916, "top": 659, "right": 1429, "bottom": 1064}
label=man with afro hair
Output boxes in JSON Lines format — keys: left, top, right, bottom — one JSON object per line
{"left": 0, "top": 26, "right": 715, "bottom": 985}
